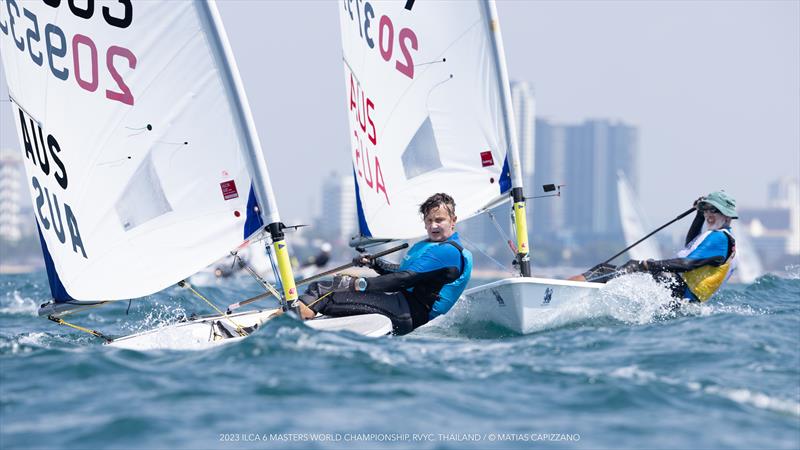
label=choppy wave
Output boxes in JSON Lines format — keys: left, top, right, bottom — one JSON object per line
{"left": 0, "top": 332, "right": 49, "bottom": 355}
{"left": 0, "top": 291, "right": 40, "bottom": 316}
{"left": 608, "top": 364, "right": 800, "bottom": 417}
{"left": 1, "top": 273, "right": 798, "bottom": 450}
{"left": 780, "top": 264, "right": 800, "bottom": 280}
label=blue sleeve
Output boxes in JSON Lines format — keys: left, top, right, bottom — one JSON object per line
{"left": 687, "top": 231, "right": 728, "bottom": 260}
{"left": 429, "top": 248, "right": 472, "bottom": 319}
{"left": 430, "top": 296, "right": 455, "bottom": 318}
{"left": 403, "top": 244, "right": 462, "bottom": 274}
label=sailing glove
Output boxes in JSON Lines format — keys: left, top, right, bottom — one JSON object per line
{"left": 352, "top": 256, "right": 370, "bottom": 267}
{"left": 620, "top": 259, "right": 647, "bottom": 273}
{"left": 330, "top": 275, "right": 368, "bottom": 292}
{"left": 331, "top": 275, "right": 355, "bottom": 291}
{"left": 582, "top": 262, "right": 618, "bottom": 283}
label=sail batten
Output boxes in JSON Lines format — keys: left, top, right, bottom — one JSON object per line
{"left": 0, "top": 1, "right": 278, "bottom": 301}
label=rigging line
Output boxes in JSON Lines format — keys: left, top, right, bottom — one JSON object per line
{"left": 47, "top": 315, "right": 112, "bottom": 343}
{"left": 125, "top": 124, "right": 153, "bottom": 138}
{"left": 125, "top": 124, "right": 153, "bottom": 131}
{"left": 415, "top": 58, "right": 446, "bottom": 67}
{"left": 304, "top": 290, "right": 334, "bottom": 310}
{"left": 266, "top": 290, "right": 333, "bottom": 320}
{"left": 178, "top": 281, "right": 247, "bottom": 336}
{"left": 486, "top": 210, "right": 517, "bottom": 256}
{"left": 97, "top": 156, "right": 134, "bottom": 167}
{"left": 235, "top": 253, "right": 283, "bottom": 302}
{"left": 424, "top": 74, "right": 454, "bottom": 110}
{"left": 459, "top": 234, "right": 515, "bottom": 275}
{"left": 265, "top": 243, "right": 285, "bottom": 307}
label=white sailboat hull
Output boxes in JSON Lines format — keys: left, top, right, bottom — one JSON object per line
{"left": 462, "top": 277, "right": 603, "bottom": 333}
{"left": 107, "top": 309, "right": 392, "bottom": 351}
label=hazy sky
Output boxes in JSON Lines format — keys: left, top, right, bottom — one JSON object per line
{"left": 1, "top": 0, "right": 798, "bottom": 229}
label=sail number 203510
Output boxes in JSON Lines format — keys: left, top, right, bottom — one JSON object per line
{"left": 343, "top": 0, "right": 418, "bottom": 79}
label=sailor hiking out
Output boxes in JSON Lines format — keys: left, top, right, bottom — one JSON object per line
{"left": 574, "top": 191, "right": 738, "bottom": 304}
{"left": 295, "top": 193, "right": 473, "bottom": 334}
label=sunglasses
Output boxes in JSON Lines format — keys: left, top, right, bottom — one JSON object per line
{"left": 699, "top": 205, "right": 721, "bottom": 214}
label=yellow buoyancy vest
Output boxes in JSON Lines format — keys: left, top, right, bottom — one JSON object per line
{"left": 680, "top": 229, "right": 736, "bottom": 302}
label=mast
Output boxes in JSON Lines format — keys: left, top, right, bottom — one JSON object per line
{"left": 198, "top": 1, "right": 298, "bottom": 303}
{"left": 482, "top": 0, "right": 531, "bottom": 277}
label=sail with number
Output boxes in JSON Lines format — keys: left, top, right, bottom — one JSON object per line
{"left": 338, "top": 0, "right": 519, "bottom": 240}
{"left": 0, "top": 1, "right": 279, "bottom": 302}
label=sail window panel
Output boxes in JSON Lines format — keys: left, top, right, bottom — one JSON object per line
{"left": 401, "top": 117, "right": 443, "bottom": 180}
{"left": 115, "top": 153, "right": 173, "bottom": 231}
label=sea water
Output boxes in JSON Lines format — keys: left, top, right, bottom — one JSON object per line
{"left": 1, "top": 270, "right": 798, "bottom": 449}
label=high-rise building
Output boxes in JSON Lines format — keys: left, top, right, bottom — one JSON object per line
{"left": 465, "top": 110, "right": 641, "bottom": 265}
{"left": 768, "top": 178, "right": 800, "bottom": 255}
{"left": 318, "top": 173, "right": 357, "bottom": 244}
{"left": 740, "top": 177, "right": 800, "bottom": 263}
{"left": 563, "top": 119, "right": 638, "bottom": 240}
{"left": 532, "top": 119, "right": 567, "bottom": 236}
{"left": 510, "top": 81, "right": 536, "bottom": 182}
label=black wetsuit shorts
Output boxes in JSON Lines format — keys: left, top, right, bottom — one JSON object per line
{"left": 300, "top": 282, "right": 414, "bottom": 335}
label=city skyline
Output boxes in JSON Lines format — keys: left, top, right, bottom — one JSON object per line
{"left": 1, "top": 0, "right": 798, "bottom": 230}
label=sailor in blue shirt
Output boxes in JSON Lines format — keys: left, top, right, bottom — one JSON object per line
{"left": 296, "top": 193, "right": 473, "bottom": 335}
{"left": 577, "top": 191, "right": 738, "bottom": 304}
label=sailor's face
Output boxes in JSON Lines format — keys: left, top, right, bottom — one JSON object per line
{"left": 703, "top": 209, "right": 727, "bottom": 230}
{"left": 424, "top": 206, "right": 456, "bottom": 242}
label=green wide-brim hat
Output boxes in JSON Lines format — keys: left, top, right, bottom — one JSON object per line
{"left": 701, "top": 191, "right": 738, "bottom": 218}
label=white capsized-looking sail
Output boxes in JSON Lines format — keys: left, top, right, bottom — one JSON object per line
{"left": 339, "top": 1, "right": 512, "bottom": 240}
{"left": 617, "top": 171, "right": 662, "bottom": 261}
{"left": 0, "top": 1, "right": 277, "bottom": 301}
{"left": 731, "top": 224, "right": 764, "bottom": 283}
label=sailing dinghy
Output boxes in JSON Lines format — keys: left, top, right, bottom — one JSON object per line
{"left": 0, "top": 0, "right": 390, "bottom": 349}
{"left": 338, "top": 0, "right": 604, "bottom": 333}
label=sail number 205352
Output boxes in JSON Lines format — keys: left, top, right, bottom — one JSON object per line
{"left": 343, "top": 0, "right": 418, "bottom": 79}
{"left": 0, "top": 0, "right": 136, "bottom": 106}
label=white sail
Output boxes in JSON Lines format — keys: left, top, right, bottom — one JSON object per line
{"left": 731, "top": 224, "right": 764, "bottom": 284}
{"left": 338, "top": 0, "right": 513, "bottom": 240}
{"left": 617, "top": 171, "right": 662, "bottom": 260}
{"left": 0, "top": 1, "right": 278, "bottom": 301}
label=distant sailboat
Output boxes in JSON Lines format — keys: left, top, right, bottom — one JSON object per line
{"left": 730, "top": 224, "right": 764, "bottom": 284}
{"left": 0, "top": 0, "right": 390, "bottom": 349}
{"left": 617, "top": 171, "right": 663, "bottom": 261}
{"left": 337, "top": 0, "right": 602, "bottom": 333}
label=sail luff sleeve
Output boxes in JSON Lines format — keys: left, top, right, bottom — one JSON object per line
{"left": 482, "top": 0, "right": 524, "bottom": 191}
{"left": 197, "top": 1, "right": 280, "bottom": 228}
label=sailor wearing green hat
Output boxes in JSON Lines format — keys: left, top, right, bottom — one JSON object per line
{"left": 618, "top": 190, "right": 738, "bottom": 303}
